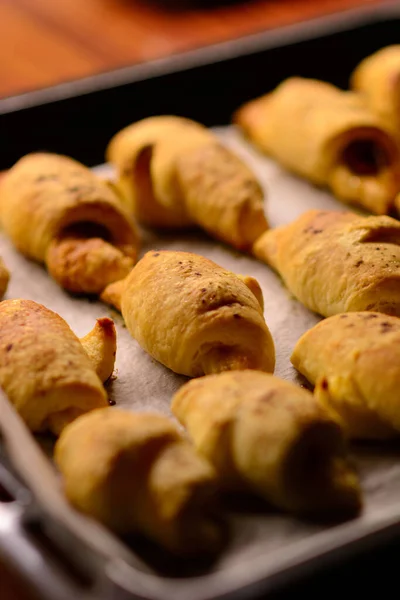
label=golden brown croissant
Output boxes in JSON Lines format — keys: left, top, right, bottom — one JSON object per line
{"left": 351, "top": 46, "right": 400, "bottom": 138}
{"left": 106, "top": 115, "right": 209, "bottom": 226}
{"left": 0, "top": 299, "right": 115, "bottom": 434}
{"left": 106, "top": 116, "right": 268, "bottom": 251}
{"left": 291, "top": 312, "right": 400, "bottom": 440}
{"left": 234, "top": 77, "right": 400, "bottom": 215}
{"left": 101, "top": 250, "right": 275, "bottom": 376}
{"left": 253, "top": 209, "right": 400, "bottom": 317}
{"left": 54, "top": 407, "right": 223, "bottom": 556}
{"left": 0, "top": 257, "right": 10, "bottom": 300}
{"left": 0, "top": 153, "right": 139, "bottom": 295}
{"left": 171, "top": 370, "right": 362, "bottom": 518}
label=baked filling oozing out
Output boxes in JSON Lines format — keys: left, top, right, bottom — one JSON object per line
{"left": 341, "top": 139, "right": 390, "bottom": 177}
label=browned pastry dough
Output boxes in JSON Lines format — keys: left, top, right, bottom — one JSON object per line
{"left": 46, "top": 235, "right": 134, "bottom": 295}
{"left": 253, "top": 209, "right": 400, "bottom": 317}
{"left": 100, "top": 278, "right": 124, "bottom": 313}
{"left": 0, "top": 299, "right": 114, "bottom": 434}
{"left": 55, "top": 408, "right": 224, "bottom": 556}
{"left": 0, "top": 257, "right": 10, "bottom": 300}
{"left": 234, "top": 77, "right": 400, "bottom": 215}
{"left": 291, "top": 312, "right": 400, "bottom": 440}
{"left": 106, "top": 116, "right": 268, "bottom": 251}
{"left": 0, "top": 153, "right": 140, "bottom": 295}
{"left": 171, "top": 371, "right": 362, "bottom": 518}
{"left": 175, "top": 142, "right": 268, "bottom": 250}
{"left": 351, "top": 46, "right": 400, "bottom": 138}
{"left": 80, "top": 316, "right": 117, "bottom": 383}
{"left": 107, "top": 116, "right": 209, "bottom": 227}
{"left": 101, "top": 250, "right": 275, "bottom": 376}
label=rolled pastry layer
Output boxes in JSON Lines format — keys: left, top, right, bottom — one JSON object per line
{"left": 79, "top": 316, "right": 117, "bottom": 383}
{"left": 0, "top": 257, "right": 10, "bottom": 300}
{"left": 351, "top": 45, "right": 400, "bottom": 137}
{"left": 106, "top": 116, "right": 268, "bottom": 250}
{"left": 0, "top": 299, "right": 112, "bottom": 434}
{"left": 253, "top": 209, "right": 400, "bottom": 317}
{"left": 55, "top": 408, "right": 223, "bottom": 556}
{"left": 0, "top": 153, "right": 140, "bottom": 294}
{"left": 234, "top": 77, "right": 400, "bottom": 214}
{"left": 171, "top": 370, "right": 362, "bottom": 518}
{"left": 101, "top": 250, "right": 275, "bottom": 376}
{"left": 291, "top": 312, "right": 400, "bottom": 440}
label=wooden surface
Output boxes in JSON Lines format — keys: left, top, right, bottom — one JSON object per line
{"left": 0, "top": 0, "right": 382, "bottom": 99}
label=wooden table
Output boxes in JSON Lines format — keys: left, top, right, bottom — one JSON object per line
{"left": 1, "top": 0, "right": 381, "bottom": 99}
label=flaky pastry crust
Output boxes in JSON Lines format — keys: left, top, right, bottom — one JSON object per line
{"left": 291, "top": 312, "right": 400, "bottom": 440}
{"left": 107, "top": 116, "right": 268, "bottom": 250}
{"left": 0, "top": 153, "right": 139, "bottom": 295}
{"left": 55, "top": 408, "right": 224, "bottom": 556}
{"left": 351, "top": 45, "right": 400, "bottom": 138}
{"left": 0, "top": 299, "right": 112, "bottom": 434}
{"left": 253, "top": 209, "right": 400, "bottom": 317}
{"left": 101, "top": 250, "right": 275, "bottom": 376}
{"left": 234, "top": 77, "right": 400, "bottom": 215}
{"left": 172, "top": 370, "right": 361, "bottom": 519}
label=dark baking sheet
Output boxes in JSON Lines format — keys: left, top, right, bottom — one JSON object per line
{"left": 1, "top": 3, "right": 400, "bottom": 600}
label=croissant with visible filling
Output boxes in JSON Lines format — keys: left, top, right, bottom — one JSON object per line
{"left": 0, "top": 153, "right": 140, "bottom": 295}
{"left": 106, "top": 116, "right": 268, "bottom": 251}
{"left": 291, "top": 312, "right": 400, "bottom": 440}
{"left": 351, "top": 45, "right": 400, "bottom": 138}
{"left": 0, "top": 299, "right": 116, "bottom": 435}
{"left": 55, "top": 408, "right": 224, "bottom": 556}
{"left": 171, "top": 370, "right": 362, "bottom": 519}
{"left": 253, "top": 209, "right": 400, "bottom": 317}
{"left": 234, "top": 77, "right": 400, "bottom": 215}
{"left": 101, "top": 250, "right": 275, "bottom": 376}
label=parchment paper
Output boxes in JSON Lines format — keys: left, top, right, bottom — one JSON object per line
{"left": 2, "top": 126, "right": 400, "bottom": 599}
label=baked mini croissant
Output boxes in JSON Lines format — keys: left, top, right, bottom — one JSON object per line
{"left": 55, "top": 408, "right": 223, "bottom": 556}
{"left": 351, "top": 45, "right": 400, "bottom": 138}
{"left": 253, "top": 209, "right": 400, "bottom": 317}
{"left": 106, "top": 116, "right": 268, "bottom": 251}
{"left": 234, "top": 77, "right": 400, "bottom": 215}
{"left": 0, "top": 153, "right": 139, "bottom": 295}
{"left": 0, "top": 299, "right": 116, "bottom": 434}
{"left": 171, "top": 370, "right": 362, "bottom": 518}
{"left": 291, "top": 312, "right": 400, "bottom": 440}
{"left": 101, "top": 250, "right": 275, "bottom": 376}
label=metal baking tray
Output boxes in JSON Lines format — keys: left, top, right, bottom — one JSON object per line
{"left": 1, "top": 3, "right": 400, "bottom": 599}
